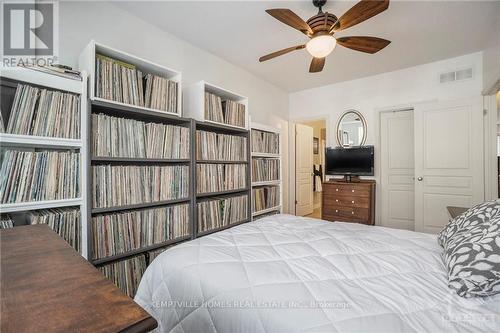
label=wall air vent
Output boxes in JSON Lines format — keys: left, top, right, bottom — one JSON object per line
{"left": 440, "top": 68, "right": 473, "bottom": 84}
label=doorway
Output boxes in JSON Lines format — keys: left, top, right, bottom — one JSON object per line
{"left": 295, "top": 119, "right": 326, "bottom": 218}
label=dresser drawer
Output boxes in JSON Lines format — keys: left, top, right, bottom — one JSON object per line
{"left": 322, "top": 212, "right": 370, "bottom": 224}
{"left": 322, "top": 183, "right": 370, "bottom": 197}
{"left": 323, "top": 195, "right": 370, "bottom": 208}
{"left": 323, "top": 205, "right": 369, "bottom": 220}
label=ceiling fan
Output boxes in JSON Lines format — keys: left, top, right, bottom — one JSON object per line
{"left": 259, "top": 0, "right": 391, "bottom": 73}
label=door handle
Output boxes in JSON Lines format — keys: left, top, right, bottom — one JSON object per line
{"left": 417, "top": 177, "right": 423, "bottom": 181}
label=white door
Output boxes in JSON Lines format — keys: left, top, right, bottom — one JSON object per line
{"left": 295, "top": 123, "right": 314, "bottom": 216}
{"left": 380, "top": 110, "right": 415, "bottom": 230}
{"left": 414, "top": 97, "right": 484, "bottom": 233}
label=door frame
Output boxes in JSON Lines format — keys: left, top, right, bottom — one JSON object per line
{"left": 288, "top": 116, "right": 329, "bottom": 216}
{"left": 484, "top": 93, "right": 498, "bottom": 199}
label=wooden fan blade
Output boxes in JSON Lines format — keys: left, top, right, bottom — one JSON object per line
{"left": 266, "top": 9, "right": 313, "bottom": 36}
{"left": 332, "top": 0, "right": 389, "bottom": 33}
{"left": 259, "top": 45, "right": 305, "bottom": 62}
{"left": 309, "top": 57, "right": 325, "bottom": 73}
{"left": 337, "top": 36, "right": 391, "bottom": 54}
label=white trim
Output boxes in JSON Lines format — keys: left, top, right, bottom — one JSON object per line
{"left": 251, "top": 152, "right": 281, "bottom": 158}
{"left": 252, "top": 206, "right": 282, "bottom": 217}
{"left": 484, "top": 94, "right": 498, "bottom": 200}
{"left": 0, "top": 133, "right": 82, "bottom": 148}
{"left": 0, "top": 198, "right": 83, "bottom": 213}
{"left": 252, "top": 180, "right": 280, "bottom": 186}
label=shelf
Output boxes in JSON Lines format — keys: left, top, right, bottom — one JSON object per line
{"left": 0, "top": 198, "right": 83, "bottom": 213}
{"left": 250, "top": 123, "right": 281, "bottom": 134}
{"left": 91, "top": 98, "right": 190, "bottom": 124}
{"left": 1, "top": 68, "right": 84, "bottom": 94}
{"left": 252, "top": 206, "right": 282, "bottom": 217}
{"left": 91, "top": 157, "right": 190, "bottom": 164}
{"left": 252, "top": 180, "right": 281, "bottom": 186}
{"left": 0, "top": 133, "right": 83, "bottom": 149}
{"left": 196, "top": 219, "right": 250, "bottom": 237}
{"left": 91, "top": 198, "right": 191, "bottom": 214}
{"left": 196, "top": 188, "right": 249, "bottom": 199}
{"left": 251, "top": 152, "right": 280, "bottom": 158}
{"left": 195, "top": 120, "right": 249, "bottom": 134}
{"left": 184, "top": 80, "right": 249, "bottom": 129}
{"left": 196, "top": 160, "right": 248, "bottom": 164}
{"left": 80, "top": 40, "right": 183, "bottom": 115}
{"left": 92, "top": 235, "right": 191, "bottom": 265}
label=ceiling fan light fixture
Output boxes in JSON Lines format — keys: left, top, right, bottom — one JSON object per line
{"left": 306, "top": 35, "right": 337, "bottom": 58}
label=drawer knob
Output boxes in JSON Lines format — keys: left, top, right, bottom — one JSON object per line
{"left": 336, "top": 199, "right": 339, "bottom": 202}
{"left": 352, "top": 190, "right": 355, "bottom": 192}
{"left": 351, "top": 211, "right": 355, "bottom": 214}
{"left": 336, "top": 189, "right": 339, "bottom": 192}
{"left": 351, "top": 200, "right": 355, "bottom": 204}
{"left": 335, "top": 209, "right": 338, "bottom": 213}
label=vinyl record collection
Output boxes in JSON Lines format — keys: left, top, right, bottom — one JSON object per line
{"left": 29, "top": 207, "right": 81, "bottom": 252}
{"left": 144, "top": 74, "right": 178, "bottom": 113}
{"left": 92, "top": 203, "right": 190, "bottom": 259}
{"left": 252, "top": 186, "right": 279, "bottom": 212}
{"left": 95, "top": 54, "right": 144, "bottom": 106}
{"left": 99, "top": 255, "right": 147, "bottom": 297}
{"left": 92, "top": 164, "right": 189, "bottom": 208}
{"left": 95, "top": 55, "right": 179, "bottom": 114}
{"left": 92, "top": 113, "right": 189, "bottom": 159}
{"left": 251, "top": 129, "right": 279, "bottom": 154}
{"left": 0, "top": 150, "right": 80, "bottom": 203}
{"left": 204, "top": 92, "right": 246, "bottom": 127}
{"left": 196, "top": 164, "right": 247, "bottom": 194}
{"left": 252, "top": 158, "right": 280, "bottom": 182}
{"left": 196, "top": 130, "right": 247, "bottom": 161}
{"left": 6, "top": 83, "right": 80, "bottom": 138}
{"left": 197, "top": 194, "right": 248, "bottom": 232}
{"left": 0, "top": 215, "right": 14, "bottom": 229}
{"left": 148, "top": 246, "right": 172, "bottom": 263}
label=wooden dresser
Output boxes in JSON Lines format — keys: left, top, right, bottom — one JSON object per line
{"left": 322, "top": 180, "right": 376, "bottom": 225}
{"left": 1, "top": 225, "right": 157, "bottom": 333}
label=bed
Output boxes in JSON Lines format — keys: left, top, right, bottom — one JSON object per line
{"left": 135, "top": 214, "right": 500, "bottom": 333}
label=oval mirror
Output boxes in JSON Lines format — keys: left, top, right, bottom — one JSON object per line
{"left": 336, "top": 110, "right": 367, "bottom": 147}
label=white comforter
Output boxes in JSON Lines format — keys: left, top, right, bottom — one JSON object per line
{"left": 135, "top": 214, "right": 500, "bottom": 333}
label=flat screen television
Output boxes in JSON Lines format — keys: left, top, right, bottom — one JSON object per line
{"left": 325, "top": 146, "right": 374, "bottom": 176}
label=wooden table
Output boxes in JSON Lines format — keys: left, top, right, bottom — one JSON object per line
{"left": 1, "top": 225, "right": 157, "bottom": 333}
{"left": 446, "top": 206, "right": 469, "bottom": 219}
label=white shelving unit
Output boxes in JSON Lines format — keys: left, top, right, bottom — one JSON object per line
{"left": 78, "top": 40, "right": 182, "bottom": 117}
{"left": 0, "top": 67, "right": 88, "bottom": 258}
{"left": 250, "top": 122, "right": 282, "bottom": 219}
{"left": 183, "top": 80, "right": 249, "bottom": 129}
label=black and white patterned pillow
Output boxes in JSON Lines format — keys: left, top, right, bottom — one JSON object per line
{"left": 438, "top": 201, "right": 500, "bottom": 248}
{"left": 438, "top": 200, "right": 500, "bottom": 297}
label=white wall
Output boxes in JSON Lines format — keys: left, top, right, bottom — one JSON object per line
{"left": 482, "top": 15, "right": 500, "bottom": 93}
{"left": 289, "top": 52, "right": 484, "bottom": 221}
{"left": 57, "top": 1, "right": 290, "bottom": 212}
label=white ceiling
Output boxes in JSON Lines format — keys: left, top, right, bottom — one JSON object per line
{"left": 115, "top": 1, "right": 500, "bottom": 92}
